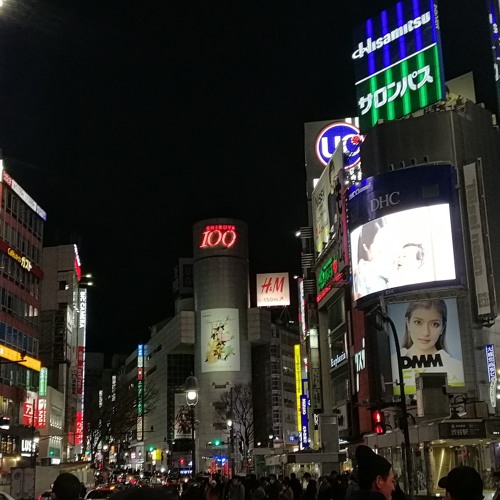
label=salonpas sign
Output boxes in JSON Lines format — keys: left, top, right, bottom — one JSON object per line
{"left": 352, "top": 0, "right": 446, "bottom": 133}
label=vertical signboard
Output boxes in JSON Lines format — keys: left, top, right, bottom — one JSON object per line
{"left": 136, "top": 344, "right": 144, "bottom": 442}
{"left": 487, "top": 0, "right": 500, "bottom": 117}
{"left": 486, "top": 344, "right": 497, "bottom": 409}
{"left": 463, "top": 161, "right": 497, "bottom": 319}
{"left": 294, "top": 345, "right": 302, "bottom": 434}
{"left": 352, "top": 0, "right": 446, "bottom": 133}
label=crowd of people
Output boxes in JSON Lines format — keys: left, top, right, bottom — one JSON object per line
{"left": 48, "top": 446, "right": 486, "bottom": 500}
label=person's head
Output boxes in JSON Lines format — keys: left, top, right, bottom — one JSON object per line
{"left": 290, "top": 473, "right": 297, "bottom": 480}
{"left": 303, "top": 472, "right": 312, "bottom": 482}
{"left": 354, "top": 445, "right": 395, "bottom": 500}
{"left": 357, "top": 218, "right": 387, "bottom": 263}
{"left": 396, "top": 243, "right": 424, "bottom": 272}
{"left": 402, "top": 299, "right": 447, "bottom": 354}
{"left": 52, "top": 473, "right": 81, "bottom": 500}
{"left": 438, "top": 466, "right": 484, "bottom": 500}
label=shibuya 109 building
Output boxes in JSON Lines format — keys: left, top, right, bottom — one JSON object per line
{"left": 299, "top": 0, "right": 500, "bottom": 496}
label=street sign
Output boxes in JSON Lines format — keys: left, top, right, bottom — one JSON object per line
{"left": 438, "top": 420, "right": 486, "bottom": 439}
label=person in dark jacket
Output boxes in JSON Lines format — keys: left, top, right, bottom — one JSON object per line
{"left": 302, "top": 473, "right": 317, "bottom": 500}
{"left": 289, "top": 473, "right": 302, "bottom": 500}
{"left": 349, "top": 445, "right": 396, "bottom": 500}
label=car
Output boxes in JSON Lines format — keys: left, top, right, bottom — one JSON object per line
{"left": 37, "top": 491, "right": 52, "bottom": 500}
{"left": 0, "top": 493, "right": 17, "bottom": 500}
{"left": 84, "top": 486, "right": 120, "bottom": 499}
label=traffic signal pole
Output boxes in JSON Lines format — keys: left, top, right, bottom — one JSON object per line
{"left": 376, "top": 309, "right": 414, "bottom": 496}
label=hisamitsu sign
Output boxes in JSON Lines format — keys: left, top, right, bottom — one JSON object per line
{"left": 352, "top": 0, "right": 445, "bottom": 133}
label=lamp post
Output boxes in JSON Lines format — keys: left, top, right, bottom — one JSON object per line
{"left": 376, "top": 308, "right": 414, "bottom": 496}
{"left": 185, "top": 375, "right": 199, "bottom": 476}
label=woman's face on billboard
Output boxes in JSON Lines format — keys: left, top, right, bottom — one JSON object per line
{"left": 406, "top": 306, "right": 443, "bottom": 354}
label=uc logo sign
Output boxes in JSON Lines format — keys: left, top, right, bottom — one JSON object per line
{"left": 315, "top": 121, "right": 363, "bottom": 169}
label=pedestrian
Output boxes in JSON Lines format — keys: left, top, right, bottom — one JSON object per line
{"left": 289, "top": 473, "right": 302, "bottom": 500}
{"left": 438, "top": 465, "right": 484, "bottom": 500}
{"left": 279, "top": 478, "right": 294, "bottom": 500}
{"left": 301, "top": 473, "right": 317, "bottom": 500}
{"left": 52, "top": 473, "right": 82, "bottom": 500}
{"left": 266, "top": 474, "right": 282, "bottom": 500}
{"left": 317, "top": 476, "right": 334, "bottom": 500}
{"left": 227, "top": 476, "right": 246, "bottom": 500}
{"left": 349, "top": 445, "right": 395, "bottom": 500}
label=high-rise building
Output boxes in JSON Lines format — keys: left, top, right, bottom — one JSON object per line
{"left": 0, "top": 161, "right": 45, "bottom": 471}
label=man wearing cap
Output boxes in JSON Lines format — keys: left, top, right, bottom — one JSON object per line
{"left": 52, "top": 472, "right": 82, "bottom": 500}
{"left": 349, "top": 445, "right": 395, "bottom": 500}
{"left": 438, "top": 465, "right": 484, "bottom": 500}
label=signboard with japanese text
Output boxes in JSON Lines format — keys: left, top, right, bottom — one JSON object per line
{"left": 352, "top": 0, "right": 446, "bottom": 133}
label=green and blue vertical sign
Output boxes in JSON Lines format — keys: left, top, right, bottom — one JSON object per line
{"left": 352, "top": 0, "right": 446, "bottom": 133}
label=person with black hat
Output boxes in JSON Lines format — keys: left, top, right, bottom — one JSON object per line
{"left": 349, "top": 445, "right": 395, "bottom": 500}
{"left": 52, "top": 472, "right": 82, "bottom": 500}
{"left": 438, "top": 465, "right": 484, "bottom": 500}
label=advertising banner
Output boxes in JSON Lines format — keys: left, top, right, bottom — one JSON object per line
{"left": 201, "top": 308, "right": 240, "bottom": 373}
{"left": 174, "top": 392, "right": 193, "bottom": 440}
{"left": 348, "top": 164, "right": 460, "bottom": 304}
{"left": 312, "top": 164, "right": 332, "bottom": 255}
{"left": 388, "top": 297, "right": 465, "bottom": 395}
{"left": 352, "top": 0, "right": 445, "bottom": 133}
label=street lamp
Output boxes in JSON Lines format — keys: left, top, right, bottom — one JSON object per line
{"left": 375, "top": 308, "right": 414, "bottom": 496}
{"left": 185, "top": 374, "right": 199, "bottom": 476}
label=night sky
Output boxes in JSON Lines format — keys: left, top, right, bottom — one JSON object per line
{"left": 0, "top": 0, "right": 490, "bottom": 359}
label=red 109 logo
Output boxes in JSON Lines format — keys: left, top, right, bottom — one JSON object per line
{"left": 200, "top": 225, "right": 237, "bottom": 249}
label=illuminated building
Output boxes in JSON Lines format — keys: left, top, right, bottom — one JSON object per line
{"left": 0, "top": 160, "right": 45, "bottom": 471}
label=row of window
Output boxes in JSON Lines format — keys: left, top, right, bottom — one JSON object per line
{"left": 0, "top": 288, "right": 39, "bottom": 331}
{"left": 2, "top": 189, "right": 44, "bottom": 240}
{"left": 0, "top": 320, "right": 39, "bottom": 357}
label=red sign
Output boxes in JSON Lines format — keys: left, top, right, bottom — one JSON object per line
{"left": 37, "top": 398, "right": 47, "bottom": 429}
{"left": 200, "top": 225, "right": 237, "bottom": 249}
{"left": 75, "top": 411, "right": 83, "bottom": 445}
{"left": 76, "top": 346, "right": 84, "bottom": 395}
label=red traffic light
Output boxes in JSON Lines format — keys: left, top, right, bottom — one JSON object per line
{"left": 371, "top": 409, "right": 386, "bottom": 435}
{"left": 179, "top": 457, "right": 185, "bottom": 466}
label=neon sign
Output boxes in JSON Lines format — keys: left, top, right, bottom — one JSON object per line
{"left": 199, "top": 225, "right": 237, "bottom": 249}
{"left": 315, "top": 121, "right": 363, "bottom": 169}
{"left": 352, "top": 0, "right": 445, "bottom": 133}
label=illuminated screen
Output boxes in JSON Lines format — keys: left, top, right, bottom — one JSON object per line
{"left": 388, "top": 297, "right": 465, "bottom": 395}
{"left": 350, "top": 204, "right": 455, "bottom": 301}
{"left": 348, "top": 164, "right": 461, "bottom": 304}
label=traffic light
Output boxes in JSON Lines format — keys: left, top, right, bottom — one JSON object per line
{"left": 213, "top": 439, "right": 222, "bottom": 446}
{"left": 371, "top": 409, "right": 386, "bottom": 435}
{"left": 148, "top": 445, "right": 155, "bottom": 452}
{"left": 179, "top": 457, "right": 185, "bottom": 466}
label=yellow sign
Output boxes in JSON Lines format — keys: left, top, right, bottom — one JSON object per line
{"left": 294, "top": 344, "right": 302, "bottom": 432}
{"left": 0, "top": 346, "right": 41, "bottom": 372}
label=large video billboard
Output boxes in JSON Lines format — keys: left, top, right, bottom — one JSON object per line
{"left": 348, "top": 164, "right": 462, "bottom": 305}
{"left": 352, "top": 0, "right": 446, "bottom": 133}
{"left": 388, "top": 297, "right": 465, "bottom": 395}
